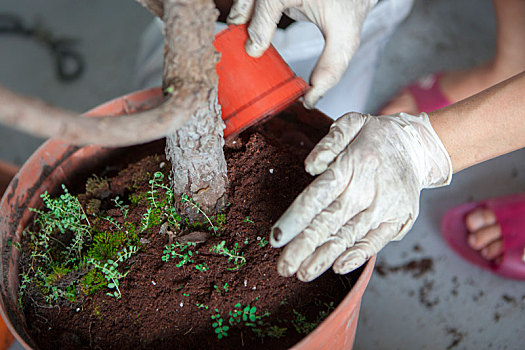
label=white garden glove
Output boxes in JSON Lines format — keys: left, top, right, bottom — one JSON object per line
{"left": 270, "top": 112, "right": 453, "bottom": 281}
{"left": 227, "top": 0, "right": 378, "bottom": 109}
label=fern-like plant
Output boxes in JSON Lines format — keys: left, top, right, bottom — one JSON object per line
{"left": 88, "top": 245, "right": 138, "bottom": 299}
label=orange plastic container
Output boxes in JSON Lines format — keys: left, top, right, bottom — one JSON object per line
{"left": 214, "top": 24, "right": 308, "bottom": 137}
{"left": 90, "top": 24, "right": 307, "bottom": 138}
{"left": 0, "top": 88, "right": 374, "bottom": 350}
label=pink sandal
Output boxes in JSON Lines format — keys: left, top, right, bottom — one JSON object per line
{"left": 405, "top": 73, "right": 451, "bottom": 113}
{"left": 441, "top": 193, "right": 525, "bottom": 280}
{"left": 381, "top": 73, "right": 452, "bottom": 114}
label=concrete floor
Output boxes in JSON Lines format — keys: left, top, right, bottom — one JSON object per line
{"left": 1, "top": 0, "right": 524, "bottom": 349}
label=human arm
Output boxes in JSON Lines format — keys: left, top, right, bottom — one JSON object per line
{"left": 271, "top": 70, "right": 525, "bottom": 281}
{"left": 227, "top": 0, "right": 378, "bottom": 108}
{"left": 430, "top": 71, "right": 525, "bottom": 173}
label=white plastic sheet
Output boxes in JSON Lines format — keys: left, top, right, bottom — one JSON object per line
{"left": 134, "top": 0, "right": 414, "bottom": 118}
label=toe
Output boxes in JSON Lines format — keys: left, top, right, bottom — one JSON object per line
{"left": 465, "top": 208, "right": 496, "bottom": 231}
{"left": 480, "top": 240, "right": 504, "bottom": 260}
{"left": 467, "top": 224, "right": 501, "bottom": 250}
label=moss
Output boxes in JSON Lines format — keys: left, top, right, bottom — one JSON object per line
{"left": 92, "top": 304, "right": 104, "bottom": 320}
{"left": 45, "top": 266, "right": 71, "bottom": 285}
{"left": 85, "top": 175, "right": 109, "bottom": 198}
{"left": 212, "top": 213, "right": 227, "bottom": 231}
{"left": 85, "top": 198, "right": 101, "bottom": 215}
{"left": 123, "top": 222, "right": 139, "bottom": 243}
{"left": 87, "top": 231, "right": 127, "bottom": 261}
{"left": 129, "top": 192, "right": 146, "bottom": 206}
{"left": 80, "top": 269, "right": 106, "bottom": 296}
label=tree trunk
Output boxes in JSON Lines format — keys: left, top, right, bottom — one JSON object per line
{"left": 0, "top": 0, "right": 228, "bottom": 214}
{"left": 162, "top": 0, "right": 228, "bottom": 215}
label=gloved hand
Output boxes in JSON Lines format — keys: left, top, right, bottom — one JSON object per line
{"left": 227, "top": 0, "right": 378, "bottom": 109}
{"left": 270, "top": 112, "right": 453, "bottom": 281}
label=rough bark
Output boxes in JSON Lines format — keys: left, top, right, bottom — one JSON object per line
{"left": 162, "top": 0, "right": 228, "bottom": 215}
{"left": 135, "top": 0, "right": 164, "bottom": 18}
{"left": 0, "top": 85, "right": 198, "bottom": 147}
{"left": 0, "top": 0, "right": 217, "bottom": 148}
{"left": 0, "top": 0, "right": 228, "bottom": 213}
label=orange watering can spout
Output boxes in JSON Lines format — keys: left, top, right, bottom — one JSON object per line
{"left": 214, "top": 24, "right": 308, "bottom": 138}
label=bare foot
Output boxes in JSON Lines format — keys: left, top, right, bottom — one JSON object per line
{"left": 465, "top": 208, "right": 503, "bottom": 263}
{"left": 380, "top": 63, "right": 520, "bottom": 115}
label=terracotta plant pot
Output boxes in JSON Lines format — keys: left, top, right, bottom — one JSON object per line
{"left": 0, "top": 88, "right": 375, "bottom": 349}
{"left": 0, "top": 161, "right": 18, "bottom": 200}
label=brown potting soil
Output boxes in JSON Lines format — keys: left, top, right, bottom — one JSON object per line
{"left": 20, "top": 124, "right": 359, "bottom": 349}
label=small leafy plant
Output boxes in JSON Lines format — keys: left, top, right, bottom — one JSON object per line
{"left": 228, "top": 303, "right": 262, "bottom": 327}
{"left": 162, "top": 241, "right": 210, "bottom": 272}
{"left": 88, "top": 245, "right": 138, "bottom": 299}
{"left": 210, "top": 241, "right": 246, "bottom": 270}
{"left": 265, "top": 325, "right": 288, "bottom": 339}
{"left": 162, "top": 242, "right": 196, "bottom": 266}
{"left": 257, "top": 237, "right": 268, "bottom": 247}
{"left": 211, "top": 310, "right": 229, "bottom": 339}
{"left": 18, "top": 180, "right": 142, "bottom": 307}
{"left": 141, "top": 172, "right": 181, "bottom": 233}
{"left": 291, "top": 302, "right": 335, "bottom": 335}
{"left": 181, "top": 193, "right": 218, "bottom": 233}
{"left": 243, "top": 216, "right": 254, "bottom": 224}
{"left": 196, "top": 302, "right": 209, "bottom": 309}
{"left": 214, "top": 283, "right": 229, "bottom": 294}
{"left": 210, "top": 303, "right": 271, "bottom": 340}
{"left": 28, "top": 185, "right": 92, "bottom": 266}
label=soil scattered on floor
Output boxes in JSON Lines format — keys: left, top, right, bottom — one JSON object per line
{"left": 375, "top": 257, "right": 434, "bottom": 278}
{"left": 418, "top": 279, "right": 439, "bottom": 309}
{"left": 446, "top": 328, "right": 464, "bottom": 350}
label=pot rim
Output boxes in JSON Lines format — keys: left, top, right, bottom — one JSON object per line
{"left": 0, "top": 87, "right": 376, "bottom": 349}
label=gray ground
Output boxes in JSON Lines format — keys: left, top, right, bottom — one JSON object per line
{"left": 1, "top": 0, "right": 524, "bottom": 349}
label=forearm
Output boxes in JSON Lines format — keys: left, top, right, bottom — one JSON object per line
{"left": 429, "top": 71, "right": 525, "bottom": 173}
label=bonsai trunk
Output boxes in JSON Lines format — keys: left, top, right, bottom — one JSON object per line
{"left": 133, "top": 0, "right": 229, "bottom": 215}
{"left": 0, "top": 0, "right": 228, "bottom": 214}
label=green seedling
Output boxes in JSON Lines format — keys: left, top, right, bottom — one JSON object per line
{"left": 88, "top": 245, "right": 138, "bottom": 299}
{"left": 112, "top": 196, "right": 129, "bottom": 219}
{"left": 194, "top": 263, "right": 208, "bottom": 272}
{"left": 196, "top": 302, "right": 209, "bottom": 309}
{"left": 212, "top": 213, "right": 227, "bottom": 232}
{"left": 228, "top": 303, "right": 261, "bottom": 327}
{"left": 291, "top": 302, "right": 335, "bottom": 335}
{"left": 29, "top": 185, "right": 92, "bottom": 264}
{"left": 266, "top": 325, "right": 288, "bottom": 339}
{"left": 257, "top": 237, "right": 268, "bottom": 247}
{"left": 210, "top": 241, "right": 246, "bottom": 270}
{"left": 7, "top": 240, "right": 21, "bottom": 251}
{"left": 162, "top": 242, "right": 196, "bottom": 266}
{"left": 253, "top": 324, "right": 287, "bottom": 339}
{"left": 181, "top": 193, "right": 218, "bottom": 233}
{"left": 211, "top": 310, "right": 229, "bottom": 339}
{"left": 291, "top": 310, "right": 315, "bottom": 335}
{"left": 243, "top": 216, "right": 254, "bottom": 223}
{"left": 101, "top": 215, "right": 123, "bottom": 231}
{"left": 214, "top": 283, "right": 229, "bottom": 294}
{"left": 143, "top": 172, "right": 181, "bottom": 232}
